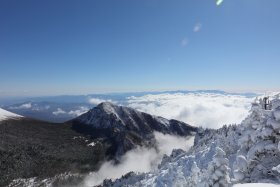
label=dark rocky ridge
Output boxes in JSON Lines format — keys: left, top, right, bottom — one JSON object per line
{"left": 70, "top": 102, "right": 197, "bottom": 158}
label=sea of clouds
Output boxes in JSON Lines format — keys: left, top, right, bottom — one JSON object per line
{"left": 126, "top": 93, "right": 254, "bottom": 129}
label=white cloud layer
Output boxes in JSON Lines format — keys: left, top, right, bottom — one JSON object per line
{"left": 127, "top": 93, "right": 254, "bottom": 129}
{"left": 9, "top": 103, "right": 32, "bottom": 109}
{"left": 52, "top": 108, "right": 66, "bottom": 116}
{"left": 89, "top": 98, "right": 115, "bottom": 105}
{"left": 68, "top": 106, "right": 89, "bottom": 117}
{"left": 52, "top": 106, "right": 89, "bottom": 116}
{"left": 82, "top": 132, "right": 194, "bottom": 186}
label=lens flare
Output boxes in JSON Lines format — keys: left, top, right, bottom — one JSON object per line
{"left": 216, "top": 0, "right": 224, "bottom": 6}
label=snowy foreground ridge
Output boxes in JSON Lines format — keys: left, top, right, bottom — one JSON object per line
{"left": 104, "top": 96, "right": 280, "bottom": 187}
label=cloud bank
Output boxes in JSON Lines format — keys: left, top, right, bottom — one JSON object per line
{"left": 82, "top": 132, "right": 194, "bottom": 186}
{"left": 68, "top": 106, "right": 89, "bottom": 117}
{"left": 52, "top": 106, "right": 89, "bottom": 117}
{"left": 127, "top": 93, "right": 254, "bottom": 129}
{"left": 53, "top": 108, "right": 66, "bottom": 115}
{"left": 9, "top": 103, "right": 32, "bottom": 109}
{"left": 88, "top": 98, "right": 116, "bottom": 105}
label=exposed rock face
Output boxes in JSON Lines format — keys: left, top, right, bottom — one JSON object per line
{"left": 71, "top": 102, "right": 197, "bottom": 157}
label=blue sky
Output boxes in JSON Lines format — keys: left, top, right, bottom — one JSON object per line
{"left": 0, "top": 0, "right": 280, "bottom": 97}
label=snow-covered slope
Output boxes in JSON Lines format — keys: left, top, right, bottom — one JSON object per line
{"left": 103, "top": 96, "right": 280, "bottom": 187}
{"left": 0, "top": 108, "right": 21, "bottom": 121}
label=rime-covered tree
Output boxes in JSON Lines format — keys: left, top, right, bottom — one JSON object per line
{"left": 186, "top": 161, "right": 201, "bottom": 187}
{"left": 200, "top": 147, "right": 231, "bottom": 187}
{"left": 234, "top": 96, "right": 280, "bottom": 183}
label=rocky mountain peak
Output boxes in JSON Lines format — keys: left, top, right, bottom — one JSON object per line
{"left": 73, "top": 102, "right": 197, "bottom": 136}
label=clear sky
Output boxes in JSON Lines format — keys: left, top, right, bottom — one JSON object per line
{"left": 0, "top": 0, "right": 279, "bottom": 97}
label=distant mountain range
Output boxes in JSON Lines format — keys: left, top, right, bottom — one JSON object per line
{"left": 0, "top": 103, "right": 197, "bottom": 186}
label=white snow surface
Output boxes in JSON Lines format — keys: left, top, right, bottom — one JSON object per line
{"left": 0, "top": 108, "right": 21, "bottom": 121}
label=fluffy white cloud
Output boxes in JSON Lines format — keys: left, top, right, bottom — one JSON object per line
{"left": 52, "top": 108, "right": 66, "bottom": 116}
{"left": 68, "top": 106, "right": 89, "bottom": 117}
{"left": 10, "top": 103, "right": 32, "bottom": 109}
{"left": 127, "top": 93, "right": 254, "bottom": 129}
{"left": 52, "top": 106, "right": 89, "bottom": 117}
{"left": 193, "top": 23, "right": 202, "bottom": 32}
{"left": 88, "top": 98, "right": 116, "bottom": 105}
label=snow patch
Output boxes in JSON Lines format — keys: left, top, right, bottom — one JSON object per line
{"left": 87, "top": 142, "right": 96, "bottom": 147}
{"left": 0, "top": 108, "right": 22, "bottom": 121}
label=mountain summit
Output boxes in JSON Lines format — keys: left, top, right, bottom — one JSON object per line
{"left": 71, "top": 102, "right": 197, "bottom": 157}
{"left": 73, "top": 102, "right": 196, "bottom": 136}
